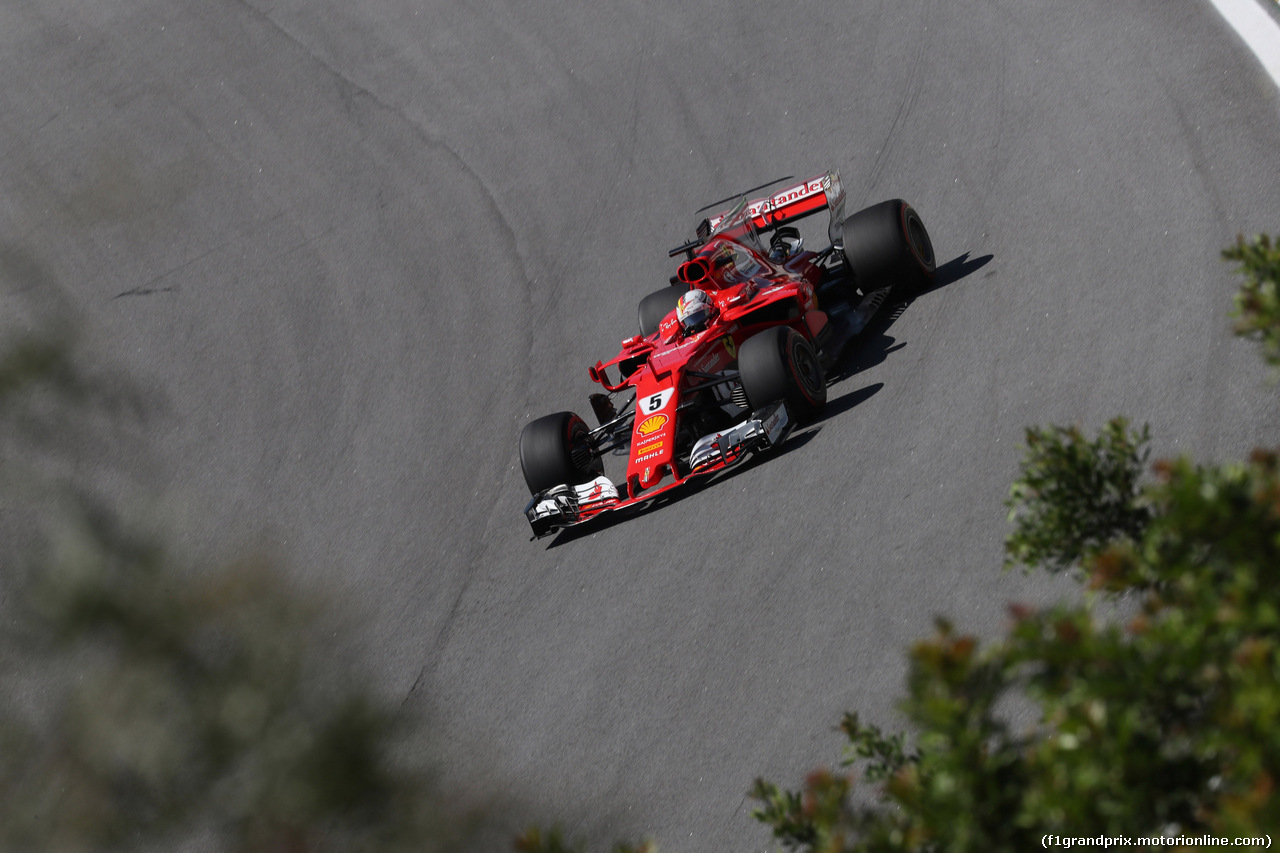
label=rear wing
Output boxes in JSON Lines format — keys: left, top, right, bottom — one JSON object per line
{"left": 670, "top": 171, "right": 848, "bottom": 259}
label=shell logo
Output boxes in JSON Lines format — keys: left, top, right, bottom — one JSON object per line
{"left": 636, "top": 414, "right": 668, "bottom": 436}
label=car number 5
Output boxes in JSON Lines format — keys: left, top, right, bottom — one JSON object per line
{"left": 642, "top": 389, "right": 674, "bottom": 413}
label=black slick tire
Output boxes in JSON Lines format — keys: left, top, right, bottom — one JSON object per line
{"left": 638, "top": 285, "right": 686, "bottom": 337}
{"left": 738, "top": 326, "right": 827, "bottom": 422}
{"left": 841, "top": 199, "right": 936, "bottom": 297}
{"left": 519, "top": 411, "right": 602, "bottom": 495}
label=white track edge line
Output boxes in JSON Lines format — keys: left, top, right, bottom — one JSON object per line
{"left": 1207, "top": 0, "right": 1280, "bottom": 89}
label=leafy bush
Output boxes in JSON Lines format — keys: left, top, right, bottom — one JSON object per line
{"left": 1003, "top": 418, "right": 1152, "bottom": 575}
{"left": 1224, "top": 233, "right": 1280, "bottom": 376}
{"left": 0, "top": 293, "right": 480, "bottom": 852}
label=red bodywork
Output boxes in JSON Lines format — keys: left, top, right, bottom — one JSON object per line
{"left": 577, "top": 174, "right": 842, "bottom": 522}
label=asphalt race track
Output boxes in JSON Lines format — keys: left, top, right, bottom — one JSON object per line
{"left": 4, "top": 0, "right": 1280, "bottom": 848}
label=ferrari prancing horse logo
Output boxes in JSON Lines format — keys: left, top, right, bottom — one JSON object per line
{"left": 723, "top": 336, "right": 736, "bottom": 359}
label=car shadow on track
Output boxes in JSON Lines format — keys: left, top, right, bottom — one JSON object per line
{"left": 826, "top": 251, "right": 992, "bottom": 385}
{"left": 815, "top": 381, "right": 884, "bottom": 424}
{"left": 924, "top": 251, "right": 993, "bottom": 297}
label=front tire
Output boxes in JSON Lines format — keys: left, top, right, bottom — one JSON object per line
{"left": 841, "top": 199, "right": 935, "bottom": 297}
{"left": 738, "top": 326, "right": 827, "bottom": 423}
{"left": 519, "top": 411, "right": 602, "bottom": 495}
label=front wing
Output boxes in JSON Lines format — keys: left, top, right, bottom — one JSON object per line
{"left": 524, "top": 402, "right": 790, "bottom": 538}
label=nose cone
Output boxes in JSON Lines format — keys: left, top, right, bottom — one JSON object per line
{"left": 634, "top": 463, "right": 669, "bottom": 492}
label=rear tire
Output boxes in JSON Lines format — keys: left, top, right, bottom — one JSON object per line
{"left": 738, "top": 326, "right": 827, "bottom": 423}
{"left": 841, "top": 199, "right": 935, "bottom": 297}
{"left": 519, "top": 411, "right": 602, "bottom": 495}
{"left": 638, "top": 285, "right": 686, "bottom": 337}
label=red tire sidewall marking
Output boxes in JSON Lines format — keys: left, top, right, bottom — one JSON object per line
{"left": 785, "top": 332, "right": 820, "bottom": 405}
{"left": 900, "top": 204, "right": 930, "bottom": 271}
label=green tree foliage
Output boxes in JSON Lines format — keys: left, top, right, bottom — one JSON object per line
{"left": 1224, "top": 233, "right": 1280, "bottom": 376}
{"left": 514, "top": 825, "right": 656, "bottom": 853}
{"left": 1004, "top": 418, "right": 1152, "bottom": 575}
{"left": 750, "top": 239, "right": 1280, "bottom": 851}
{"left": 1, "top": 519, "right": 478, "bottom": 853}
{"left": 0, "top": 293, "right": 479, "bottom": 851}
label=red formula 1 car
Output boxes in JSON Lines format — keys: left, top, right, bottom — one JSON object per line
{"left": 520, "top": 171, "right": 935, "bottom": 538}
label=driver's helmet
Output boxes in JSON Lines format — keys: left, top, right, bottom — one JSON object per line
{"left": 676, "top": 289, "right": 714, "bottom": 333}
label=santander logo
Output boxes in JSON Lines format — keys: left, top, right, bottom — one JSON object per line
{"left": 706, "top": 178, "right": 824, "bottom": 228}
